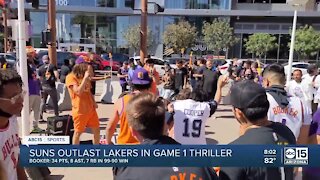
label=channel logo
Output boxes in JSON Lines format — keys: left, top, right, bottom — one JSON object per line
{"left": 284, "top": 147, "right": 308, "bottom": 165}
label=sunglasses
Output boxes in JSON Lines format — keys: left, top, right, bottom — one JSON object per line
{"left": 0, "top": 90, "right": 27, "bottom": 104}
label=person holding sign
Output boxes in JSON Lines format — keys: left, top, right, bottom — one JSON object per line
{"left": 113, "top": 93, "right": 218, "bottom": 180}
{"left": 66, "top": 59, "right": 100, "bottom": 145}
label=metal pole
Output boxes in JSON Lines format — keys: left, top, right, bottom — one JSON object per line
{"left": 140, "top": 0, "right": 147, "bottom": 64}
{"left": 48, "top": 0, "right": 57, "bottom": 66}
{"left": 3, "top": 9, "right": 8, "bottom": 52}
{"left": 239, "top": 33, "right": 243, "bottom": 58}
{"left": 17, "top": 0, "right": 30, "bottom": 137}
{"left": 287, "top": 10, "right": 297, "bottom": 84}
{"left": 109, "top": 52, "right": 113, "bottom": 78}
{"left": 277, "top": 34, "right": 281, "bottom": 63}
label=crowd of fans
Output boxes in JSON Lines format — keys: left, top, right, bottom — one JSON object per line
{"left": 2, "top": 50, "right": 320, "bottom": 179}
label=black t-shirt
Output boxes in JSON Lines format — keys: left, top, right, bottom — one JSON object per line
{"left": 190, "top": 65, "right": 198, "bottom": 80}
{"left": 197, "top": 66, "right": 206, "bottom": 76}
{"left": 113, "top": 136, "right": 218, "bottom": 180}
{"left": 38, "top": 63, "right": 57, "bottom": 88}
{"left": 174, "top": 67, "right": 188, "bottom": 90}
{"left": 220, "top": 122, "right": 296, "bottom": 180}
{"left": 60, "top": 65, "right": 71, "bottom": 83}
{"left": 203, "top": 68, "right": 219, "bottom": 96}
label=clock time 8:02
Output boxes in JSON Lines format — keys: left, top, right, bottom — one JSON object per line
{"left": 264, "top": 149, "right": 277, "bottom": 155}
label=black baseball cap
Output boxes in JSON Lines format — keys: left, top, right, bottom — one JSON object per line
{"left": 230, "top": 80, "right": 269, "bottom": 109}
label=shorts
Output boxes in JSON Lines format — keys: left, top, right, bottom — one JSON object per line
{"left": 73, "top": 111, "right": 99, "bottom": 133}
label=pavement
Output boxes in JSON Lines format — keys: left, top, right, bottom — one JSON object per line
{"left": 21, "top": 80, "right": 302, "bottom": 180}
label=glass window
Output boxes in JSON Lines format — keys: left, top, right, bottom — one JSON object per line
{"left": 56, "top": 13, "right": 72, "bottom": 43}
{"left": 31, "top": 36, "right": 42, "bottom": 48}
{"left": 279, "top": 34, "right": 290, "bottom": 60}
{"left": 116, "top": 16, "right": 130, "bottom": 48}
{"left": 39, "top": 0, "right": 47, "bottom": 5}
{"left": 56, "top": 13, "right": 94, "bottom": 44}
{"left": 66, "top": 0, "right": 95, "bottom": 6}
{"left": 96, "top": 0, "right": 107, "bottom": 7}
{"left": 165, "top": 0, "right": 185, "bottom": 8}
{"left": 238, "top": 0, "right": 285, "bottom": 3}
{"left": 271, "top": 0, "right": 285, "bottom": 3}
{"left": 165, "top": 0, "right": 230, "bottom": 9}
{"left": 97, "top": 0, "right": 117, "bottom": 7}
{"left": 116, "top": 0, "right": 140, "bottom": 8}
{"left": 266, "top": 34, "right": 278, "bottom": 60}
{"left": 70, "top": 14, "right": 95, "bottom": 43}
{"left": 96, "top": 15, "right": 117, "bottom": 53}
{"left": 30, "top": 12, "right": 47, "bottom": 35}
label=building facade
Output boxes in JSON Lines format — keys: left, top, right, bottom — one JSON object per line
{"left": 6, "top": 0, "right": 320, "bottom": 60}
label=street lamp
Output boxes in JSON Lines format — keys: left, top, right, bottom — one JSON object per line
{"left": 286, "top": 3, "right": 301, "bottom": 84}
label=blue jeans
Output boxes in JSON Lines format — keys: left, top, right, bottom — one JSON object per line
{"left": 120, "top": 83, "right": 128, "bottom": 93}
{"left": 190, "top": 79, "right": 196, "bottom": 90}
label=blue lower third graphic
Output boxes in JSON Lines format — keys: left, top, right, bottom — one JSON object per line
{"left": 19, "top": 145, "right": 320, "bottom": 167}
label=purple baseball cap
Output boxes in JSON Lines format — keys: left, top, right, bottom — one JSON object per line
{"left": 131, "top": 68, "right": 152, "bottom": 85}
{"left": 75, "top": 57, "right": 85, "bottom": 64}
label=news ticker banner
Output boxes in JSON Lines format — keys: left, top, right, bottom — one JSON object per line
{"left": 19, "top": 145, "right": 319, "bottom": 167}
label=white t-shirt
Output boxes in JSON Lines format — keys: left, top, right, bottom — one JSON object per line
{"left": 311, "top": 75, "right": 320, "bottom": 103}
{"left": 287, "top": 80, "right": 305, "bottom": 99}
{"left": 287, "top": 80, "right": 313, "bottom": 110}
{"left": 302, "top": 74, "right": 316, "bottom": 101}
{"left": 267, "top": 93, "right": 312, "bottom": 139}
{"left": 0, "top": 116, "right": 20, "bottom": 180}
{"left": 314, "top": 88, "right": 320, "bottom": 104}
{"left": 173, "top": 99, "right": 210, "bottom": 145}
{"left": 312, "top": 74, "right": 320, "bottom": 89}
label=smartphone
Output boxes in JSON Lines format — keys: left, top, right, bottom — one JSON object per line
{"left": 165, "top": 111, "right": 174, "bottom": 125}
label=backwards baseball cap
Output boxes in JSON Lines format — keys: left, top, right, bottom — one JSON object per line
{"left": 230, "top": 80, "right": 269, "bottom": 109}
{"left": 75, "top": 57, "right": 85, "bottom": 64}
{"left": 131, "top": 68, "right": 152, "bottom": 85}
{"left": 75, "top": 55, "right": 92, "bottom": 64}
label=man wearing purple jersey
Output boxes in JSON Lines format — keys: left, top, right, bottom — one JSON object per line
{"left": 303, "top": 109, "right": 320, "bottom": 179}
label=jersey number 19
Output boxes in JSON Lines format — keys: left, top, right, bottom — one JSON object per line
{"left": 182, "top": 119, "right": 202, "bottom": 137}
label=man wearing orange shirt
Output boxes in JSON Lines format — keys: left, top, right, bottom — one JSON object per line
{"left": 66, "top": 59, "right": 100, "bottom": 145}
{"left": 106, "top": 68, "right": 152, "bottom": 145}
{"left": 144, "top": 59, "right": 160, "bottom": 95}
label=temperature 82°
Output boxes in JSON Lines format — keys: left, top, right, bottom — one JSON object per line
{"left": 264, "top": 157, "right": 276, "bottom": 164}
